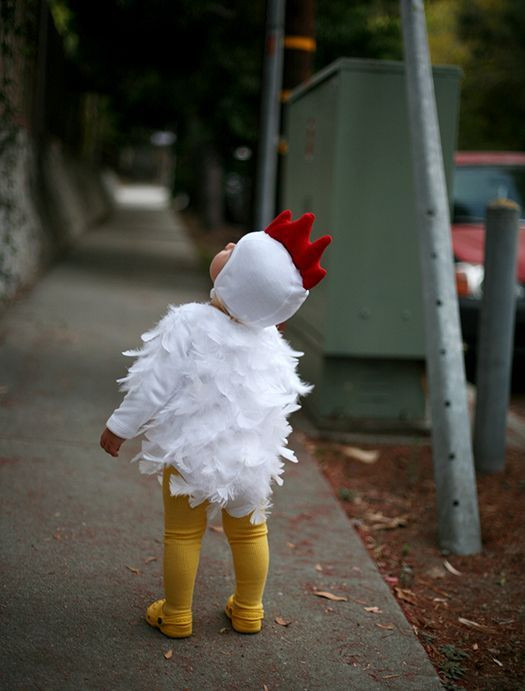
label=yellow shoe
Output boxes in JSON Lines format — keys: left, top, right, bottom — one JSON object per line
{"left": 224, "top": 594, "right": 263, "bottom": 634}
{"left": 145, "top": 599, "right": 192, "bottom": 639}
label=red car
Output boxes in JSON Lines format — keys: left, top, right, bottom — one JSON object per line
{"left": 451, "top": 151, "right": 525, "bottom": 382}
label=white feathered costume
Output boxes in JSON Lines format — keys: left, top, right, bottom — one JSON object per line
{"left": 106, "top": 211, "right": 331, "bottom": 524}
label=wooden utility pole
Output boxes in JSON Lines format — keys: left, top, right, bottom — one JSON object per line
{"left": 281, "top": 0, "right": 316, "bottom": 102}
{"left": 275, "top": 0, "right": 316, "bottom": 212}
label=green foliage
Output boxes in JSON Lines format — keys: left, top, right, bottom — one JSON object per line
{"left": 457, "top": 0, "right": 525, "bottom": 149}
{"left": 427, "top": 0, "right": 525, "bottom": 150}
{"left": 48, "top": 1, "right": 408, "bottom": 158}
{"left": 440, "top": 644, "right": 470, "bottom": 661}
{"left": 49, "top": 1, "right": 79, "bottom": 55}
{"left": 50, "top": 1, "right": 265, "bottom": 155}
{"left": 338, "top": 487, "right": 356, "bottom": 502}
{"left": 1, "top": 0, "right": 38, "bottom": 151}
{"left": 45, "top": 0, "right": 525, "bottom": 208}
{"left": 439, "top": 643, "right": 469, "bottom": 682}
{"left": 316, "top": 0, "right": 402, "bottom": 67}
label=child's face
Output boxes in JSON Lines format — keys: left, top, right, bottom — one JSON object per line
{"left": 209, "top": 242, "right": 236, "bottom": 282}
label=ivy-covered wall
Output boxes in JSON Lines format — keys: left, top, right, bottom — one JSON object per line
{"left": 0, "top": 0, "right": 110, "bottom": 306}
{"left": 0, "top": 131, "right": 43, "bottom": 301}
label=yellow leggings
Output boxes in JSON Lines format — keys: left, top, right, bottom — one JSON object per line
{"left": 162, "top": 467, "right": 269, "bottom": 627}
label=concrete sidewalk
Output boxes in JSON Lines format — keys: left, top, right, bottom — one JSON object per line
{"left": 0, "top": 185, "right": 442, "bottom": 690}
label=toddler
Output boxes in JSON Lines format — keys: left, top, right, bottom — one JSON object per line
{"left": 100, "top": 209, "right": 331, "bottom": 637}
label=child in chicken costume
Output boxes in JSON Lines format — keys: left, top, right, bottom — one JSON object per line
{"left": 100, "top": 210, "right": 331, "bottom": 637}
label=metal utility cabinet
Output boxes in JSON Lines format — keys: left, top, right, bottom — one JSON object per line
{"left": 283, "top": 58, "right": 461, "bottom": 431}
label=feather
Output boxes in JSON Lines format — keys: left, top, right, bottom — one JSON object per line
{"left": 110, "top": 302, "right": 311, "bottom": 522}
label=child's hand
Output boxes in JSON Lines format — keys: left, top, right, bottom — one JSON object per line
{"left": 100, "top": 427, "right": 125, "bottom": 457}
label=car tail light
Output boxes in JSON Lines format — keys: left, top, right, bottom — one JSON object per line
{"left": 455, "top": 263, "right": 484, "bottom": 298}
{"left": 455, "top": 270, "right": 470, "bottom": 296}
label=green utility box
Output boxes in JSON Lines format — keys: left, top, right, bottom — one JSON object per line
{"left": 283, "top": 58, "right": 461, "bottom": 432}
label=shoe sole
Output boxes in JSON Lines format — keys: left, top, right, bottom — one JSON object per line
{"left": 224, "top": 597, "right": 262, "bottom": 634}
{"left": 146, "top": 599, "right": 192, "bottom": 638}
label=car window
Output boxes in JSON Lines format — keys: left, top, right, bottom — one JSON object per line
{"left": 453, "top": 165, "right": 525, "bottom": 221}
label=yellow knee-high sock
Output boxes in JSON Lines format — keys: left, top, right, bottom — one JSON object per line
{"left": 162, "top": 468, "right": 207, "bottom": 628}
{"left": 222, "top": 510, "right": 269, "bottom": 632}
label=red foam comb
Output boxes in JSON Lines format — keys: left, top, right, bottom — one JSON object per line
{"left": 264, "top": 210, "right": 332, "bottom": 289}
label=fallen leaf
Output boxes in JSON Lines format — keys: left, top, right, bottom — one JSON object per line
{"left": 275, "top": 616, "right": 292, "bottom": 626}
{"left": 164, "top": 649, "right": 173, "bottom": 660}
{"left": 364, "top": 606, "right": 382, "bottom": 614}
{"left": 263, "top": 685, "right": 269, "bottom": 691}
{"left": 381, "top": 516, "right": 408, "bottom": 530}
{"left": 458, "top": 617, "right": 486, "bottom": 629}
{"left": 364, "top": 511, "right": 385, "bottom": 522}
{"left": 365, "top": 511, "right": 409, "bottom": 530}
{"left": 312, "top": 590, "right": 348, "bottom": 602}
{"left": 52, "top": 531, "right": 62, "bottom": 541}
{"left": 325, "top": 607, "right": 334, "bottom": 612}
{"left": 384, "top": 575, "right": 399, "bottom": 586}
{"left": 425, "top": 565, "right": 446, "bottom": 579}
{"left": 432, "top": 597, "right": 448, "bottom": 605}
{"left": 417, "top": 579, "right": 450, "bottom": 598}
{"left": 472, "top": 643, "right": 479, "bottom": 651}
{"left": 315, "top": 563, "right": 323, "bottom": 572}
{"left": 394, "top": 587, "right": 417, "bottom": 605}
{"left": 383, "top": 674, "right": 401, "bottom": 679}
{"left": 443, "top": 559, "right": 462, "bottom": 576}
{"left": 493, "top": 658, "right": 503, "bottom": 667}
{"left": 376, "top": 623, "right": 395, "bottom": 630}
{"left": 343, "top": 446, "right": 380, "bottom": 463}
{"left": 219, "top": 627, "right": 227, "bottom": 633}
{"left": 286, "top": 542, "right": 296, "bottom": 549}
{"left": 144, "top": 556, "right": 157, "bottom": 564}
{"left": 210, "top": 525, "right": 223, "bottom": 533}
{"left": 126, "top": 565, "right": 140, "bottom": 575}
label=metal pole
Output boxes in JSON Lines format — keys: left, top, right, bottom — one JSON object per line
{"left": 400, "top": 0, "right": 481, "bottom": 554}
{"left": 254, "top": 0, "right": 285, "bottom": 230}
{"left": 474, "top": 200, "right": 520, "bottom": 472}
